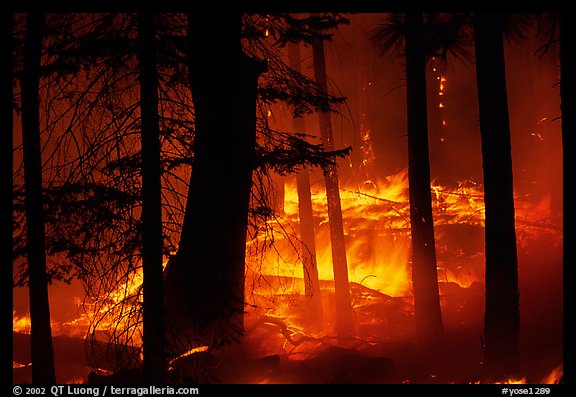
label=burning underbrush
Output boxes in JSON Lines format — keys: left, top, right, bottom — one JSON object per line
{"left": 13, "top": 170, "right": 562, "bottom": 384}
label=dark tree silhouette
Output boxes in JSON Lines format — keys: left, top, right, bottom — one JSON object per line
{"left": 21, "top": 12, "right": 56, "bottom": 384}
{"left": 372, "top": 13, "right": 445, "bottom": 341}
{"left": 2, "top": 10, "right": 13, "bottom": 383}
{"left": 404, "top": 13, "right": 444, "bottom": 341}
{"left": 288, "top": 41, "right": 323, "bottom": 322}
{"left": 8, "top": 12, "right": 348, "bottom": 381}
{"left": 312, "top": 30, "right": 354, "bottom": 337}
{"left": 137, "top": 12, "right": 166, "bottom": 382}
{"left": 164, "top": 12, "right": 267, "bottom": 354}
{"left": 473, "top": 13, "right": 520, "bottom": 370}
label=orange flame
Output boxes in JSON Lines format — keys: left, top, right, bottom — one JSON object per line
{"left": 540, "top": 366, "right": 562, "bottom": 384}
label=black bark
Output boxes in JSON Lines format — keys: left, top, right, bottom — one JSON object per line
{"left": 1, "top": 10, "right": 13, "bottom": 383}
{"left": 137, "top": 12, "right": 166, "bottom": 382}
{"left": 404, "top": 13, "right": 444, "bottom": 342}
{"left": 21, "top": 12, "right": 56, "bottom": 384}
{"left": 164, "top": 12, "right": 266, "bottom": 354}
{"left": 474, "top": 14, "right": 520, "bottom": 370}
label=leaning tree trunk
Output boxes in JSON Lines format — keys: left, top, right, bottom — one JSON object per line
{"left": 288, "top": 42, "right": 323, "bottom": 322}
{"left": 2, "top": 10, "right": 13, "bottom": 382}
{"left": 164, "top": 12, "right": 266, "bottom": 356}
{"left": 559, "top": 12, "right": 574, "bottom": 385}
{"left": 311, "top": 32, "right": 354, "bottom": 336}
{"left": 404, "top": 13, "right": 444, "bottom": 342}
{"left": 474, "top": 14, "right": 520, "bottom": 371}
{"left": 21, "top": 12, "right": 56, "bottom": 384}
{"left": 137, "top": 12, "right": 166, "bottom": 382}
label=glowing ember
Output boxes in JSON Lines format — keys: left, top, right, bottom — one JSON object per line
{"left": 168, "top": 345, "right": 209, "bottom": 370}
{"left": 498, "top": 377, "right": 527, "bottom": 384}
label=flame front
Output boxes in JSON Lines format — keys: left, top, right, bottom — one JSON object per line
{"left": 14, "top": 167, "right": 561, "bottom": 383}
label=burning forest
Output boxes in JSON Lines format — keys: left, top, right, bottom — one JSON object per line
{"left": 6, "top": 10, "right": 569, "bottom": 387}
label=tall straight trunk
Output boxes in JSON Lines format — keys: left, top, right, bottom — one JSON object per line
{"left": 404, "top": 13, "right": 444, "bottom": 341}
{"left": 137, "top": 12, "right": 165, "bottom": 382}
{"left": 311, "top": 33, "right": 354, "bottom": 336}
{"left": 559, "top": 12, "right": 574, "bottom": 385}
{"left": 2, "top": 10, "right": 13, "bottom": 383}
{"left": 288, "top": 42, "right": 322, "bottom": 321}
{"left": 21, "top": 12, "right": 56, "bottom": 384}
{"left": 473, "top": 14, "right": 520, "bottom": 370}
{"left": 164, "top": 13, "right": 266, "bottom": 354}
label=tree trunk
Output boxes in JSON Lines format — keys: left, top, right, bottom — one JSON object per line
{"left": 404, "top": 13, "right": 444, "bottom": 342}
{"left": 164, "top": 12, "right": 266, "bottom": 355}
{"left": 2, "top": 10, "right": 13, "bottom": 383}
{"left": 137, "top": 12, "right": 166, "bottom": 382}
{"left": 311, "top": 33, "right": 354, "bottom": 336}
{"left": 474, "top": 14, "right": 520, "bottom": 370}
{"left": 560, "top": 12, "right": 574, "bottom": 385}
{"left": 288, "top": 42, "right": 323, "bottom": 322}
{"left": 21, "top": 12, "right": 56, "bottom": 384}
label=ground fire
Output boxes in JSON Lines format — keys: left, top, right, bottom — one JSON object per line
{"left": 13, "top": 169, "right": 562, "bottom": 383}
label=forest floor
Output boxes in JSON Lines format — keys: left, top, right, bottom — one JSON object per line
{"left": 13, "top": 233, "right": 563, "bottom": 384}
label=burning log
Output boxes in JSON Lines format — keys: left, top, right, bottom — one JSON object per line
{"left": 249, "top": 315, "right": 327, "bottom": 348}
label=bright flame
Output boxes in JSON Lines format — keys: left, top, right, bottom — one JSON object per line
{"left": 247, "top": 169, "right": 413, "bottom": 300}
{"left": 168, "top": 345, "right": 209, "bottom": 369}
{"left": 245, "top": 165, "right": 560, "bottom": 342}
{"left": 540, "top": 366, "right": 562, "bottom": 384}
{"left": 497, "top": 377, "right": 527, "bottom": 384}
{"left": 13, "top": 311, "right": 31, "bottom": 334}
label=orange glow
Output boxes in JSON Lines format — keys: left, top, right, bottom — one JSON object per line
{"left": 540, "top": 366, "right": 562, "bottom": 384}
{"left": 244, "top": 165, "right": 560, "bottom": 346}
{"left": 497, "top": 377, "right": 527, "bottom": 384}
{"left": 12, "top": 312, "right": 31, "bottom": 334}
{"left": 246, "top": 169, "right": 412, "bottom": 301}
{"left": 168, "top": 345, "right": 209, "bottom": 369}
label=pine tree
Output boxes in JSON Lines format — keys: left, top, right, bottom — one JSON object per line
{"left": 21, "top": 12, "right": 56, "bottom": 384}
{"left": 474, "top": 13, "right": 520, "bottom": 371}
